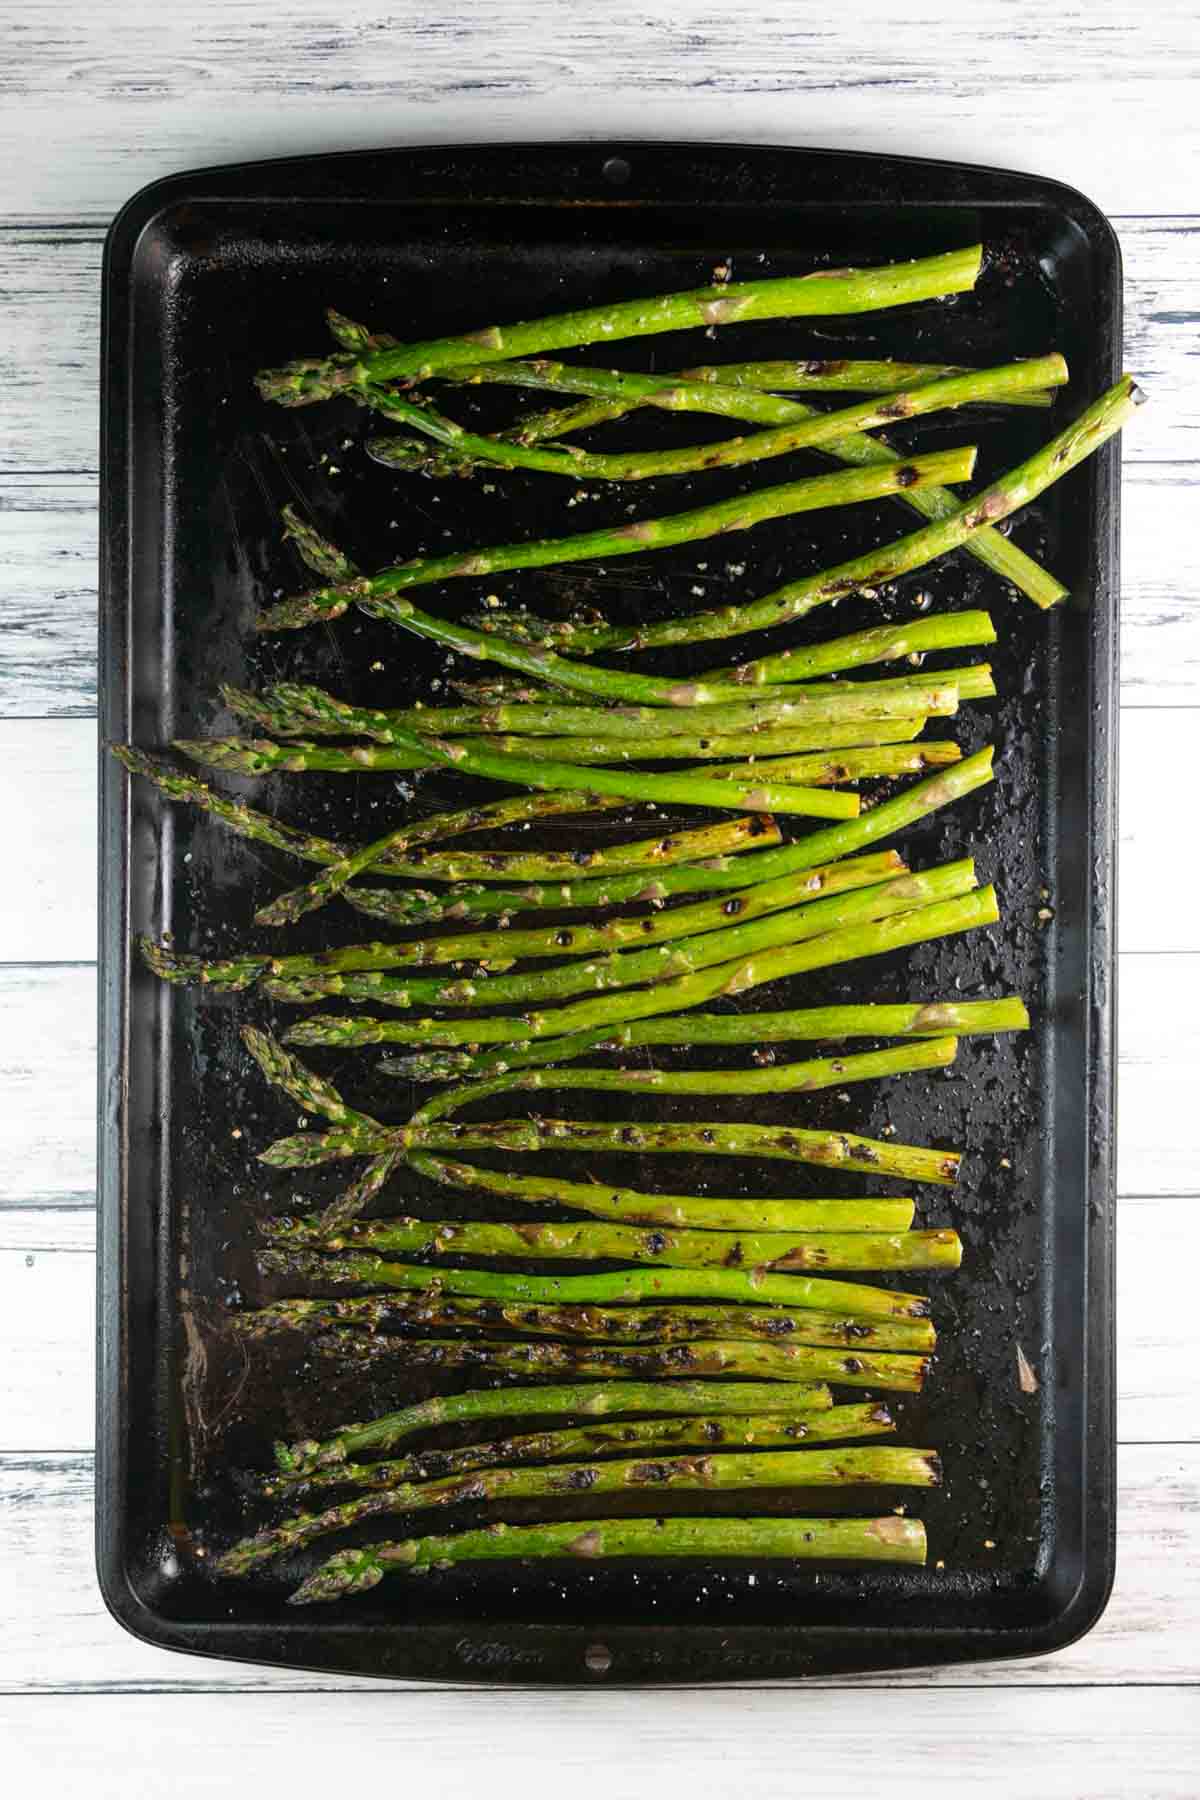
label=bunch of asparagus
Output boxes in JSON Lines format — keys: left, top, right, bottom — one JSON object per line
{"left": 113, "top": 247, "right": 1142, "bottom": 1601}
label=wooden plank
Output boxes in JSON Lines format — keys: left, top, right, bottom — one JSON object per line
{"left": 0, "top": 966, "right": 94, "bottom": 1208}
{"left": 0, "top": 477, "right": 98, "bottom": 716}
{"left": 1119, "top": 469, "right": 1200, "bottom": 708}
{"left": 0, "top": 1250, "right": 93, "bottom": 1450}
{"left": 5, "top": 1692, "right": 1198, "bottom": 1797}
{"left": 1119, "top": 708, "right": 1200, "bottom": 955}
{"left": 3, "top": 0, "right": 1200, "bottom": 220}
{"left": 0, "top": 219, "right": 1195, "bottom": 477}
{"left": 2, "top": 1448, "right": 1200, "bottom": 1699}
{"left": 1118, "top": 957, "right": 1200, "bottom": 1198}
{"left": 0, "top": 719, "right": 96, "bottom": 961}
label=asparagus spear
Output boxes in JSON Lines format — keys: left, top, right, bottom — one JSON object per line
{"left": 319, "top": 309, "right": 1051, "bottom": 422}
{"left": 284, "top": 883, "right": 1000, "bottom": 1048}
{"left": 255, "top": 451, "right": 978, "bottom": 635}
{"left": 408, "top": 1036, "right": 957, "bottom": 1126}
{"left": 142, "top": 849, "right": 903, "bottom": 991}
{"left": 273, "top": 1378, "right": 841, "bottom": 1475}
{"left": 219, "top": 1443, "right": 936, "bottom": 1577}
{"left": 434, "top": 353, "right": 1056, "bottom": 434}
{"left": 187, "top": 734, "right": 955, "bottom": 782}
{"left": 506, "top": 376, "right": 1145, "bottom": 658}
{"left": 265, "top": 1212, "right": 962, "bottom": 1274}
{"left": 363, "top": 357, "right": 1063, "bottom": 482}
{"left": 389, "top": 995, "right": 1029, "bottom": 1082}
{"left": 312, "top": 1330, "right": 932, "bottom": 1391}
{"left": 176, "top": 722, "right": 955, "bottom": 779}
{"left": 241, "top": 1293, "right": 932, "bottom": 1351}
{"left": 258, "top": 1249, "right": 933, "bottom": 1323}
{"left": 409, "top": 1157, "right": 918, "bottom": 1233}
{"left": 261, "top": 674, "right": 954, "bottom": 740}
{"left": 262, "top": 1113, "right": 960, "bottom": 1186}
{"left": 264, "top": 859, "right": 977, "bottom": 1007}
{"left": 257, "top": 248, "right": 983, "bottom": 403}
{"left": 291, "top": 1514, "right": 928, "bottom": 1602}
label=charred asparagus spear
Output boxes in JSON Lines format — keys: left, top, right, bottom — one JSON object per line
{"left": 290, "top": 1514, "right": 928, "bottom": 1603}
{"left": 256, "top": 248, "right": 984, "bottom": 403}
{"left": 240, "top": 1294, "right": 933, "bottom": 1352}
{"left": 387, "top": 996, "right": 1030, "bottom": 1083}
{"left": 256, "top": 1249, "right": 934, "bottom": 1323}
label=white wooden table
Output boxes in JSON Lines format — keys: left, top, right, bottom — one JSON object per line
{"left": 3, "top": 3, "right": 1198, "bottom": 1792}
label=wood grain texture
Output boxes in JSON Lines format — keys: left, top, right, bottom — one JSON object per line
{"left": 0, "top": 219, "right": 1194, "bottom": 478}
{"left": 0, "top": 720, "right": 95, "bottom": 961}
{"left": 4, "top": 0, "right": 1200, "bottom": 220}
{"left": 0, "top": 966, "right": 94, "bottom": 1208}
{"left": 0, "top": 478, "right": 97, "bottom": 716}
{"left": 2, "top": 1442, "right": 1199, "bottom": 1698}
{"left": 5, "top": 1693, "right": 1198, "bottom": 1796}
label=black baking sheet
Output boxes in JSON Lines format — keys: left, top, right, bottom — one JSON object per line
{"left": 97, "top": 141, "right": 1119, "bottom": 1683}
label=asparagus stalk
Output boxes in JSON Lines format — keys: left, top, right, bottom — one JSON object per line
{"left": 409, "top": 1156, "right": 919, "bottom": 1233}
{"left": 342, "top": 741, "right": 995, "bottom": 931}
{"left": 435, "top": 353, "right": 1056, "bottom": 435}
{"left": 273, "top": 1378, "right": 841, "bottom": 1475}
{"left": 142, "top": 849, "right": 903, "bottom": 991}
{"left": 264, "top": 1402, "right": 901, "bottom": 1497}
{"left": 408, "top": 1037, "right": 957, "bottom": 1126}
{"left": 257, "top": 248, "right": 983, "bottom": 403}
{"left": 343, "top": 843, "right": 910, "bottom": 932}
{"left": 255, "top": 450, "right": 978, "bottom": 635}
{"left": 318, "top": 308, "right": 1054, "bottom": 425}
{"left": 258, "top": 1249, "right": 933, "bottom": 1323}
{"left": 363, "top": 357, "right": 1063, "bottom": 482}
{"left": 291, "top": 1514, "right": 928, "bottom": 1602}
{"left": 312, "top": 1330, "right": 932, "bottom": 1391}
{"left": 241, "top": 1293, "right": 932, "bottom": 1351}
{"left": 511, "top": 376, "right": 1145, "bottom": 658}
{"left": 218, "top": 1443, "right": 936, "bottom": 1577}
{"left": 175, "top": 726, "right": 956, "bottom": 779}
{"left": 110, "top": 744, "right": 646, "bottom": 878}
{"left": 265, "top": 1212, "right": 962, "bottom": 1274}
{"left": 264, "top": 859, "right": 977, "bottom": 1008}
{"left": 262, "top": 1114, "right": 960, "bottom": 1186}
{"left": 285, "top": 883, "right": 999, "bottom": 1048}
{"left": 389, "top": 995, "right": 1030, "bottom": 1082}
{"left": 261, "top": 675, "right": 951, "bottom": 740}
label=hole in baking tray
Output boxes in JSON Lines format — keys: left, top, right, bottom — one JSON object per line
{"left": 584, "top": 1642, "right": 613, "bottom": 1675}
{"left": 602, "top": 157, "right": 632, "bottom": 187}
